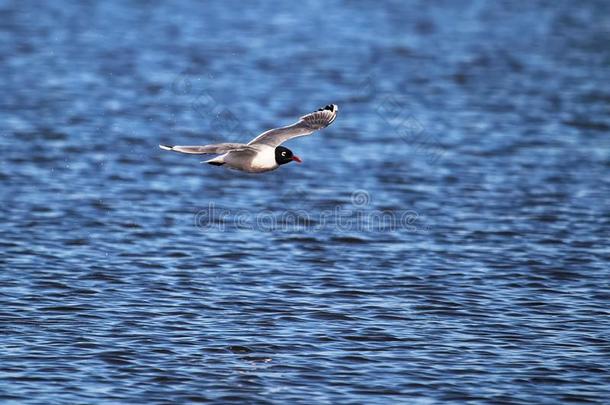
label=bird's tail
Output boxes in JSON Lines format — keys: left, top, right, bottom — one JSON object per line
{"left": 202, "top": 156, "right": 225, "bottom": 166}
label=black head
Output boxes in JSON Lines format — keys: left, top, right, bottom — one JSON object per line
{"left": 275, "top": 146, "right": 302, "bottom": 165}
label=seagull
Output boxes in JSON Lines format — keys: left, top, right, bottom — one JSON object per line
{"left": 160, "top": 104, "right": 338, "bottom": 173}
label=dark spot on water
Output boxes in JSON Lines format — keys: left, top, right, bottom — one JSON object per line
{"left": 226, "top": 346, "right": 252, "bottom": 354}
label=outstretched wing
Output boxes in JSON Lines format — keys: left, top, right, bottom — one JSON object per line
{"left": 247, "top": 104, "right": 338, "bottom": 147}
{"left": 159, "top": 143, "right": 255, "bottom": 155}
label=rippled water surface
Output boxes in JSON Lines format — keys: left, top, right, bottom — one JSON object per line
{"left": 1, "top": 1, "right": 610, "bottom": 403}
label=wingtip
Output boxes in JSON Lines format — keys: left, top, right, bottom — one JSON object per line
{"left": 317, "top": 104, "right": 338, "bottom": 113}
{"left": 159, "top": 144, "right": 173, "bottom": 151}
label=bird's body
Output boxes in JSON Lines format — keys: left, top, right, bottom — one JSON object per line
{"left": 205, "top": 144, "right": 278, "bottom": 173}
{"left": 160, "top": 104, "right": 338, "bottom": 173}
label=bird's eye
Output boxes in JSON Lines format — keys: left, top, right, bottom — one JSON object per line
{"left": 281, "top": 152, "right": 286, "bottom": 156}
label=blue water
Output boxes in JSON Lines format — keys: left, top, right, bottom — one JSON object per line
{"left": 1, "top": 1, "right": 610, "bottom": 403}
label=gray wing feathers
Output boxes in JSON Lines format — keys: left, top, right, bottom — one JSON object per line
{"left": 159, "top": 143, "right": 255, "bottom": 154}
{"left": 248, "top": 104, "right": 338, "bottom": 147}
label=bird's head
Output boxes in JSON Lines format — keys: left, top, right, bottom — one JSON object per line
{"left": 275, "top": 146, "right": 302, "bottom": 165}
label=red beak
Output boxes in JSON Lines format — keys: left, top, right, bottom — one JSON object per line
{"left": 292, "top": 156, "right": 302, "bottom": 163}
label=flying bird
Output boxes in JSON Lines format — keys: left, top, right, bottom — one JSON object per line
{"left": 160, "top": 104, "right": 338, "bottom": 173}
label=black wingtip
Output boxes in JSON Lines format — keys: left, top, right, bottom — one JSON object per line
{"left": 159, "top": 144, "right": 174, "bottom": 151}
{"left": 317, "top": 104, "right": 337, "bottom": 113}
